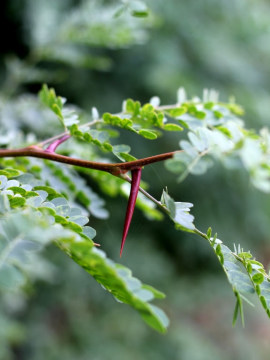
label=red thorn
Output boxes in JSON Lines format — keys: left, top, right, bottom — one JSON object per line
{"left": 120, "top": 168, "right": 142, "bottom": 257}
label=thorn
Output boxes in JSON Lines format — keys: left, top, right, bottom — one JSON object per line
{"left": 120, "top": 168, "right": 142, "bottom": 257}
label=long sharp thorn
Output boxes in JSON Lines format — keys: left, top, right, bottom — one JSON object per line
{"left": 120, "top": 167, "right": 142, "bottom": 257}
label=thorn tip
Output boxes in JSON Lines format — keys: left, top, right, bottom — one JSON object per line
{"left": 120, "top": 168, "right": 142, "bottom": 256}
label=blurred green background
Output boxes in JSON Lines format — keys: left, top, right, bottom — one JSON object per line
{"left": 1, "top": 0, "right": 270, "bottom": 359}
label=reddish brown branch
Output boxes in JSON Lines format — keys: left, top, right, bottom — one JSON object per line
{"left": 0, "top": 146, "right": 181, "bottom": 175}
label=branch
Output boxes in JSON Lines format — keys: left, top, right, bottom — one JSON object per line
{"left": 0, "top": 146, "right": 182, "bottom": 175}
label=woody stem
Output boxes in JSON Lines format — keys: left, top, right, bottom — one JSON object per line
{"left": 0, "top": 146, "right": 182, "bottom": 175}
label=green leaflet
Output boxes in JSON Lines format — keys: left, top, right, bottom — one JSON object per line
{"left": 167, "top": 106, "right": 187, "bottom": 117}
{"left": 112, "top": 144, "right": 137, "bottom": 162}
{"left": 138, "top": 129, "right": 158, "bottom": 140}
{"left": 163, "top": 123, "right": 183, "bottom": 132}
{"left": 161, "top": 190, "right": 195, "bottom": 231}
{"left": 0, "top": 169, "right": 21, "bottom": 178}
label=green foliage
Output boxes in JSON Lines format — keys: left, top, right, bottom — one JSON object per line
{"left": 2, "top": 83, "right": 270, "bottom": 331}
{"left": 0, "top": 210, "right": 70, "bottom": 291}
{"left": 164, "top": 96, "right": 270, "bottom": 191}
{"left": 211, "top": 239, "right": 270, "bottom": 325}
{"left": 102, "top": 98, "right": 183, "bottom": 141}
{"left": 57, "top": 239, "right": 169, "bottom": 333}
{"left": 2, "top": 0, "right": 270, "bottom": 357}
{"left": 0, "top": 170, "right": 169, "bottom": 332}
{"left": 160, "top": 190, "right": 270, "bottom": 325}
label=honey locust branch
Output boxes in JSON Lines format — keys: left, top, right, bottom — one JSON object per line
{"left": 0, "top": 146, "right": 182, "bottom": 175}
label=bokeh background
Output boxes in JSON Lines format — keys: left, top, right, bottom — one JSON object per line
{"left": 1, "top": 0, "right": 270, "bottom": 359}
